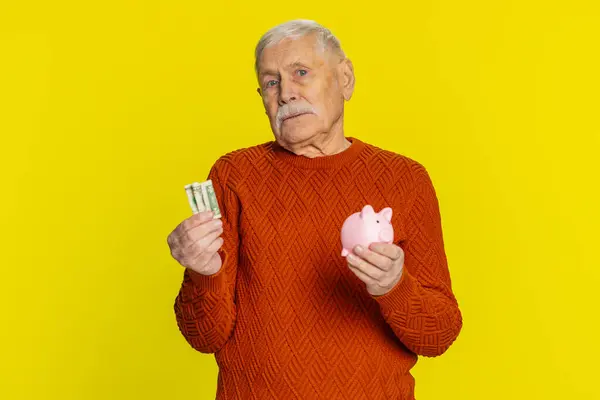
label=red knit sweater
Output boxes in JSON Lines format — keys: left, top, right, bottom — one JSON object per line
{"left": 174, "top": 137, "right": 462, "bottom": 400}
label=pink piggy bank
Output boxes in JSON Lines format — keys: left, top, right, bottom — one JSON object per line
{"left": 341, "top": 205, "right": 394, "bottom": 257}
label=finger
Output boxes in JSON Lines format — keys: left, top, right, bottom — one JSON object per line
{"left": 346, "top": 253, "right": 384, "bottom": 281}
{"left": 205, "top": 236, "right": 224, "bottom": 253}
{"left": 353, "top": 245, "right": 393, "bottom": 271}
{"left": 187, "top": 236, "right": 224, "bottom": 268}
{"left": 369, "top": 242, "right": 403, "bottom": 261}
{"left": 180, "top": 218, "right": 223, "bottom": 247}
{"left": 348, "top": 263, "right": 376, "bottom": 285}
{"left": 203, "top": 251, "right": 223, "bottom": 275}
{"left": 184, "top": 225, "right": 223, "bottom": 254}
{"left": 178, "top": 211, "right": 215, "bottom": 234}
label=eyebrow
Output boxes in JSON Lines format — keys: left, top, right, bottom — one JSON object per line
{"left": 290, "top": 61, "right": 310, "bottom": 69}
{"left": 259, "top": 62, "right": 312, "bottom": 79}
{"left": 259, "top": 69, "right": 278, "bottom": 79}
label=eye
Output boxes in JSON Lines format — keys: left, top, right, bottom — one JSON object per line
{"left": 297, "top": 69, "right": 307, "bottom": 77}
{"left": 376, "top": 220, "right": 379, "bottom": 223}
{"left": 266, "top": 80, "right": 278, "bottom": 88}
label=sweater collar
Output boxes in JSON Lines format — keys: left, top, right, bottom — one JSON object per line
{"left": 271, "top": 136, "right": 366, "bottom": 169}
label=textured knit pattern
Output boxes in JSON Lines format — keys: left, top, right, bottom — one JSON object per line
{"left": 173, "top": 137, "right": 462, "bottom": 400}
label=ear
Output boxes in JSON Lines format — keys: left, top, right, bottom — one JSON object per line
{"left": 360, "top": 205, "right": 375, "bottom": 218}
{"left": 338, "top": 58, "right": 355, "bottom": 101}
{"left": 380, "top": 207, "right": 393, "bottom": 222}
{"left": 257, "top": 88, "right": 268, "bottom": 115}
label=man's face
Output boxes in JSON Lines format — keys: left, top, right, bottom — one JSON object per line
{"left": 256, "top": 34, "right": 353, "bottom": 147}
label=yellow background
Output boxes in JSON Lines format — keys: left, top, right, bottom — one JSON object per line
{"left": 1, "top": 1, "right": 599, "bottom": 399}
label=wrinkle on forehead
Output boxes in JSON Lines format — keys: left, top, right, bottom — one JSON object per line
{"left": 258, "top": 35, "right": 329, "bottom": 76}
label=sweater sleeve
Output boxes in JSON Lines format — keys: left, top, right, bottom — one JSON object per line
{"left": 373, "top": 166, "right": 463, "bottom": 357}
{"left": 173, "top": 160, "right": 240, "bottom": 354}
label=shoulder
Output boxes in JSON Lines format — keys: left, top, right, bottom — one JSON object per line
{"left": 359, "top": 138, "right": 431, "bottom": 186}
{"left": 212, "top": 141, "right": 272, "bottom": 167}
{"left": 358, "top": 139, "right": 441, "bottom": 214}
{"left": 208, "top": 141, "right": 274, "bottom": 186}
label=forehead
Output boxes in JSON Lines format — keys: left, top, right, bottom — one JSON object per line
{"left": 258, "top": 34, "right": 326, "bottom": 73}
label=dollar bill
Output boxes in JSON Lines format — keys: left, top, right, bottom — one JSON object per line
{"left": 191, "top": 183, "right": 207, "bottom": 213}
{"left": 184, "top": 180, "right": 221, "bottom": 218}
{"left": 201, "top": 180, "right": 222, "bottom": 219}
{"left": 184, "top": 184, "right": 199, "bottom": 214}
{"left": 200, "top": 182, "right": 211, "bottom": 214}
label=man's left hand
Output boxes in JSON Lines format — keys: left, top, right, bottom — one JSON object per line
{"left": 346, "top": 242, "right": 405, "bottom": 297}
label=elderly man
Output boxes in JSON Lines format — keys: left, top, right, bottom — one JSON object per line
{"left": 167, "top": 19, "right": 462, "bottom": 400}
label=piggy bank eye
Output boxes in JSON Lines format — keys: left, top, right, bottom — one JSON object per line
{"left": 376, "top": 220, "right": 379, "bottom": 223}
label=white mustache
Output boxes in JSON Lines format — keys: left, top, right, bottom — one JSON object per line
{"left": 276, "top": 103, "right": 316, "bottom": 128}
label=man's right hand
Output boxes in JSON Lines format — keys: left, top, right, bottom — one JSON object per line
{"left": 167, "top": 211, "right": 224, "bottom": 276}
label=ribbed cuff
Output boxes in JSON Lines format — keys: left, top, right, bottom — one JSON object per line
{"left": 373, "top": 268, "right": 418, "bottom": 312}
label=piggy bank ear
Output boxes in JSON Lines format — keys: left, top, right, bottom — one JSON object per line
{"left": 380, "top": 207, "right": 393, "bottom": 222}
{"left": 360, "top": 205, "right": 375, "bottom": 219}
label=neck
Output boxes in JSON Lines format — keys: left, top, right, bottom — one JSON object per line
{"left": 271, "top": 136, "right": 365, "bottom": 170}
{"left": 279, "top": 117, "right": 351, "bottom": 158}
{"left": 290, "top": 135, "right": 351, "bottom": 158}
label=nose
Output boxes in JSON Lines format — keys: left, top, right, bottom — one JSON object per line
{"left": 278, "top": 78, "right": 298, "bottom": 106}
{"left": 379, "top": 227, "right": 394, "bottom": 243}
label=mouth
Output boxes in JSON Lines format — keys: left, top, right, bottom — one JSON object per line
{"left": 282, "top": 112, "right": 310, "bottom": 122}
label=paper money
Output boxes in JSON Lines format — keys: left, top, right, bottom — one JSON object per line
{"left": 191, "top": 183, "right": 207, "bottom": 213}
{"left": 184, "top": 184, "right": 199, "bottom": 214}
{"left": 185, "top": 180, "right": 221, "bottom": 218}
{"left": 202, "top": 180, "right": 222, "bottom": 219}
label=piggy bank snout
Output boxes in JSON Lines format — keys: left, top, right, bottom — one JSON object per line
{"left": 379, "top": 226, "right": 394, "bottom": 242}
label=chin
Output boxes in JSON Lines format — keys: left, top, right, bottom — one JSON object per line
{"left": 276, "top": 128, "right": 318, "bottom": 147}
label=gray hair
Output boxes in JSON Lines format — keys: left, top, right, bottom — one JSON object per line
{"left": 254, "top": 19, "right": 345, "bottom": 75}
